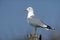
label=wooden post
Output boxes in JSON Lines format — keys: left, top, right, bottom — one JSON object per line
{"left": 27, "top": 33, "right": 42, "bottom": 40}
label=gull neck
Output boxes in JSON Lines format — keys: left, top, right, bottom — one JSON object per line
{"left": 27, "top": 11, "right": 34, "bottom": 18}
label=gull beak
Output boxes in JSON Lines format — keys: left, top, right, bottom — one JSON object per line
{"left": 25, "top": 9, "right": 28, "bottom": 13}
{"left": 25, "top": 9, "right": 27, "bottom": 11}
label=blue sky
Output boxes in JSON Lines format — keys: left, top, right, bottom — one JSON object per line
{"left": 0, "top": 0, "right": 60, "bottom": 40}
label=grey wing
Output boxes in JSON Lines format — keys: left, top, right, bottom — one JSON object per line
{"left": 28, "top": 17, "right": 47, "bottom": 27}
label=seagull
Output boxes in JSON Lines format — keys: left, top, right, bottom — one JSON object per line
{"left": 26, "top": 7, "right": 55, "bottom": 33}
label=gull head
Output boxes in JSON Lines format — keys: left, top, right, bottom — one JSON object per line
{"left": 26, "top": 7, "right": 34, "bottom": 18}
{"left": 26, "top": 7, "right": 34, "bottom": 12}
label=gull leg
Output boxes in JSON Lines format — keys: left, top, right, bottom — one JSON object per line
{"left": 34, "top": 27, "right": 38, "bottom": 40}
{"left": 34, "top": 27, "right": 37, "bottom": 34}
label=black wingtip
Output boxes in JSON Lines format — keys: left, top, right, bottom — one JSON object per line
{"left": 47, "top": 25, "right": 55, "bottom": 30}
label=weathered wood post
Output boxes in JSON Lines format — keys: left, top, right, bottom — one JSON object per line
{"left": 27, "top": 33, "right": 42, "bottom": 40}
{"left": 27, "top": 27, "right": 42, "bottom": 40}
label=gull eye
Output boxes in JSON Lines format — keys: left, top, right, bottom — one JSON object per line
{"left": 29, "top": 8, "right": 30, "bottom": 10}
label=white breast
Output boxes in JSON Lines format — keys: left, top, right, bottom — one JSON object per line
{"left": 27, "top": 12, "right": 34, "bottom": 18}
